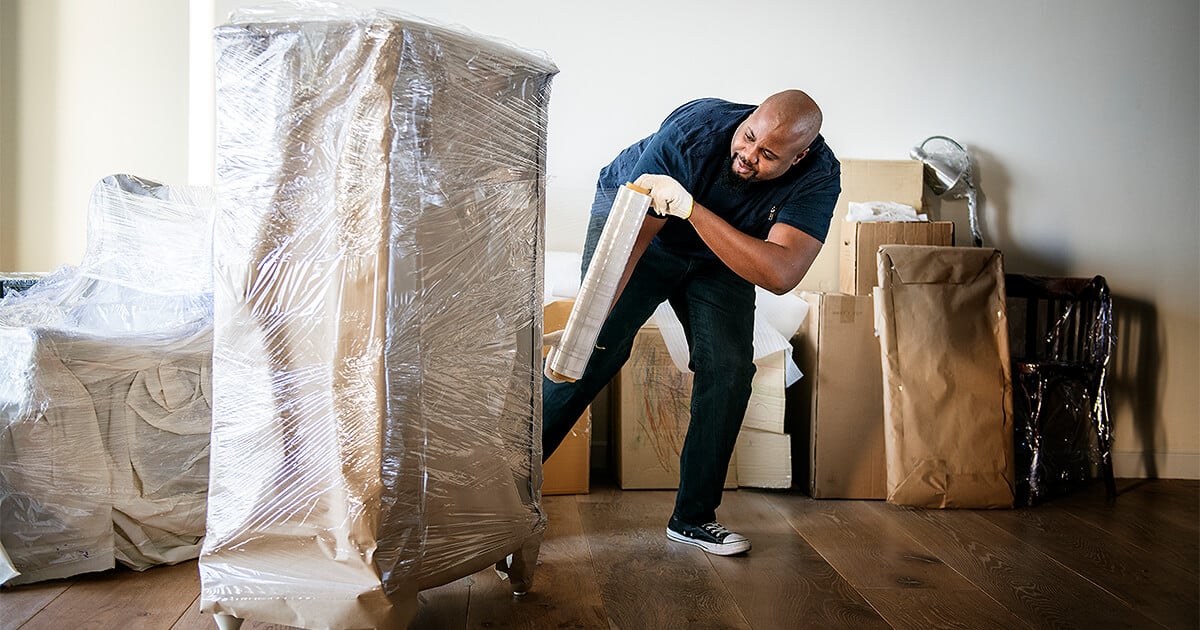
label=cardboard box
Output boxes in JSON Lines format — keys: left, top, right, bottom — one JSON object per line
{"left": 795, "top": 292, "right": 887, "bottom": 499}
{"left": 542, "top": 299, "right": 590, "bottom": 495}
{"left": 614, "top": 324, "right": 738, "bottom": 490}
{"left": 742, "top": 349, "right": 788, "bottom": 434}
{"left": 736, "top": 349, "right": 793, "bottom": 488}
{"left": 735, "top": 428, "right": 791, "bottom": 489}
{"left": 874, "top": 245, "right": 1014, "bottom": 508}
{"left": 840, "top": 221, "right": 954, "bottom": 295}
{"left": 796, "top": 159, "right": 925, "bottom": 293}
{"left": 542, "top": 408, "right": 591, "bottom": 495}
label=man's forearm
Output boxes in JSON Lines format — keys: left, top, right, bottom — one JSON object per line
{"left": 687, "top": 202, "right": 821, "bottom": 295}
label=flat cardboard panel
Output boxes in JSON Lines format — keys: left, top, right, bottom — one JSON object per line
{"left": 796, "top": 292, "right": 887, "bottom": 499}
{"left": 796, "top": 159, "right": 925, "bottom": 293}
{"left": 735, "top": 429, "right": 792, "bottom": 489}
{"left": 874, "top": 245, "right": 1014, "bottom": 508}
{"left": 742, "top": 349, "right": 787, "bottom": 434}
{"left": 542, "top": 409, "right": 590, "bottom": 495}
{"left": 543, "top": 299, "right": 590, "bottom": 494}
{"left": 737, "top": 350, "right": 792, "bottom": 488}
{"left": 614, "top": 325, "right": 738, "bottom": 490}
{"left": 839, "top": 221, "right": 955, "bottom": 295}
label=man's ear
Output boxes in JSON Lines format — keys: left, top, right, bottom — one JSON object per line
{"left": 792, "top": 148, "right": 809, "bottom": 165}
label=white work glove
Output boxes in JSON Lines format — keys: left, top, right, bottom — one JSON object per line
{"left": 543, "top": 329, "right": 568, "bottom": 383}
{"left": 634, "top": 173, "right": 694, "bottom": 220}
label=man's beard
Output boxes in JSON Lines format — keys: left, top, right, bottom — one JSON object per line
{"left": 717, "top": 153, "right": 756, "bottom": 193}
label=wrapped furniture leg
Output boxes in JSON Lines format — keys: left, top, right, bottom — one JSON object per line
{"left": 202, "top": 7, "right": 556, "bottom": 629}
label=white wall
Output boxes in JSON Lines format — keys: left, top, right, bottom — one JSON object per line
{"left": 2, "top": 0, "right": 1196, "bottom": 478}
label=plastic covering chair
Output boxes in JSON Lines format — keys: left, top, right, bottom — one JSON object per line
{"left": 1005, "top": 274, "right": 1117, "bottom": 505}
{"left": 0, "top": 175, "right": 214, "bottom": 586}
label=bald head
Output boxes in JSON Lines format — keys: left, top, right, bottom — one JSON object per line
{"left": 727, "top": 89, "right": 823, "bottom": 183}
{"left": 758, "top": 89, "right": 823, "bottom": 150}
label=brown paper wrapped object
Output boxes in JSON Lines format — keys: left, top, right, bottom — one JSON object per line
{"left": 874, "top": 245, "right": 1014, "bottom": 508}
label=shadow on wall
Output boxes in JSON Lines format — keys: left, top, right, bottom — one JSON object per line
{"left": 1109, "top": 295, "right": 1162, "bottom": 478}
{"left": 919, "top": 144, "right": 1009, "bottom": 251}
{"left": 964, "top": 144, "right": 1080, "bottom": 274}
{"left": 923, "top": 143, "right": 1165, "bottom": 478}
{"left": 970, "top": 146, "right": 1008, "bottom": 251}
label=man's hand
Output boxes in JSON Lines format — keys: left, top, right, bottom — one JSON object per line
{"left": 634, "top": 174, "right": 693, "bottom": 220}
{"left": 543, "top": 329, "right": 569, "bottom": 383}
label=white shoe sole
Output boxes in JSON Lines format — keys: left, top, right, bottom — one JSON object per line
{"left": 666, "top": 527, "right": 751, "bottom": 556}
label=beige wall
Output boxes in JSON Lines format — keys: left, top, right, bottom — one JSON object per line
{"left": 0, "top": 0, "right": 189, "bottom": 272}
{"left": 3, "top": 0, "right": 1196, "bottom": 478}
{"left": 0, "top": 2, "right": 13, "bottom": 270}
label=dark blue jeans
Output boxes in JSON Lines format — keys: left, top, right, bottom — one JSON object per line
{"left": 544, "top": 213, "right": 756, "bottom": 525}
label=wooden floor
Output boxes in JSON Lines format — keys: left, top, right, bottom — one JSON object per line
{"left": 2, "top": 478, "right": 1196, "bottom": 630}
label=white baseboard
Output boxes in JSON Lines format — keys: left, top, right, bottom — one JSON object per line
{"left": 1112, "top": 450, "right": 1200, "bottom": 479}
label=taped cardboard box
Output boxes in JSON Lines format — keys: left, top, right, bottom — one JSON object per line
{"left": 794, "top": 292, "right": 886, "bottom": 499}
{"left": 840, "top": 221, "right": 955, "bottom": 295}
{"left": 542, "top": 299, "right": 590, "bottom": 495}
{"left": 874, "top": 245, "right": 1014, "bottom": 508}
{"left": 614, "top": 323, "right": 738, "bottom": 490}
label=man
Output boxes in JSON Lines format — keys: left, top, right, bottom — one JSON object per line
{"left": 543, "top": 90, "right": 840, "bottom": 556}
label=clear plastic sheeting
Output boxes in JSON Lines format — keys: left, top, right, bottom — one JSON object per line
{"left": 549, "top": 183, "right": 650, "bottom": 381}
{"left": 845, "top": 201, "right": 927, "bottom": 223}
{"left": 1006, "top": 274, "right": 1116, "bottom": 506}
{"left": 0, "top": 175, "right": 214, "bottom": 586}
{"left": 0, "top": 174, "right": 214, "bottom": 334}
{"left": 200, "top": 5, "right": 555, "bottom": 629}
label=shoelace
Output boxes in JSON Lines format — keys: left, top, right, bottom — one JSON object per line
{"left": 701, "top": 522, "right": 734, "bottom": 538}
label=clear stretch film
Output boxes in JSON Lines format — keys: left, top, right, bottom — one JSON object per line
{"left": 201, "top": 8, "right": 556, "bottom": 629}
{"left": 549, "top": 184, "right": 650, "bottom": 380}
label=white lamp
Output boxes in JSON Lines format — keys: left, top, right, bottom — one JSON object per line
{"left": 911, "top": 135, "right": 982, "bottom": 247}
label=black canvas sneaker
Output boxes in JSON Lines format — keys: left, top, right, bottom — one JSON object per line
{"left": 666, "top": 517, "right": 751, "bottom": 556}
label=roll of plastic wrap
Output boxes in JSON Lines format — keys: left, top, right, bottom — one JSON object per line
{"left": 549, "top": 183, "right": 650, "bottom": 381}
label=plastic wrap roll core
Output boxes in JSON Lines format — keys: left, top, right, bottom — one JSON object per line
{"left": 549, "top": 183, "right": 650, "bottom": 381}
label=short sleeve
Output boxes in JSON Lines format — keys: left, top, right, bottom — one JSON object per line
{"left": 627, "top": 127, "right": 696, "bottom": 190}
{"left": 774, "top": 168, "right": 841, "bottom": 243}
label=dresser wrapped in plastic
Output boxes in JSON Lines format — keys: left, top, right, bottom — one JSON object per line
{"left": 200, "top": 6, "right": 556, "bottom": 629}
{"left": 0, "top": 175, "right": 214, "bottom": 586}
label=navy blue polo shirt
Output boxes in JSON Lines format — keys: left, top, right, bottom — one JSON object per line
{"left": 590, "top": 98, "right": 841, "bottom": 259}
